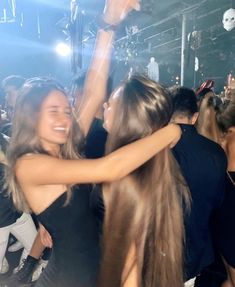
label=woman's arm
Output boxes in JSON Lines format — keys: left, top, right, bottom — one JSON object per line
{"left": 75, "top": 29, "right": 114, "bottom": 136}
{"left": 17, "top": 124, "right": 180, "bottom": 186}
{"left": 76, "top": 0, "right": 140, "bottom": 136}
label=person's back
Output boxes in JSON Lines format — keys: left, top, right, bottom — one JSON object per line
{"left": 169, "top": 86, "right": 227, "bottom": 280}
{"left": 173, "top": 124, "right": 226, "bottom": 279}
{"left": 1, "top": 75, "right": 25, "bottom": 136}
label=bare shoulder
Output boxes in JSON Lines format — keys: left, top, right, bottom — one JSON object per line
{"left": 17, "top": 154, "right": 46, "bottom": 170}
{"left": 16, "top": 154, "right": 54, "bottom": 182}
{"left": 17, "top": 153, "right": 50, "bottom": 163}
{"left": 17, "top": 153, "right": 62, "bottom": 167}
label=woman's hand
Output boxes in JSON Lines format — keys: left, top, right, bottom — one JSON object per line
{"left": 39, "top": 223, "right": 53, "bottom": 248}
{"left": 103, "top": 0, "right": 140, "bottom": 25}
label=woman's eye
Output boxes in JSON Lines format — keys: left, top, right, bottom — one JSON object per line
{"left": 65, "top": 111, "right": 72, "bottom": 117}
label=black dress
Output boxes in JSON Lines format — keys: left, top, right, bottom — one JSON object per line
{"left": 215, "top": 171, "right": 235, "bottom": 268}
{"left": 35, "top": 185, "right": 101, "bottom": 287}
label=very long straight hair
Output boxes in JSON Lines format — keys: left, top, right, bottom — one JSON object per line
{"left": 99, "top": 75, "right": 190, "bottom": 287}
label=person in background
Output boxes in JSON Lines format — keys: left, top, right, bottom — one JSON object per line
{"left": 1, "top": 75, "right": 25, "bottom": 136}
{"left": 0, "top": 133, "right": 38, "bottom": 281}
{"left": 169, "top": 86, "right": 227, "bottom": 286}
{"left": 147, "top": 57, "right": 159, "bottom": 83}
{"left": 1, "top": 77, "right": 50, "bottom": 287}
{"left": 196, "top": 83, "right": 223, "bottom": 144}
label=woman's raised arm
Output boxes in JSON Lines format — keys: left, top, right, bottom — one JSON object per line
{"left": 16, "top": 124, "right": 180, "bottom": 186}
{"left": 76, "top": 0, "right": 140, "bottom": 136}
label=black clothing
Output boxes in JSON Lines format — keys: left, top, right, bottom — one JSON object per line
{"left": 7, "top": 255, "right": 39, "bottom": 286}
{"left": 90, "top": 185, "right": 104, "bottom": 235}
{"left": 36, "top": 185, "right": 100, "bottom": 287}
{"left": 85, "top": 118, "right": 107, "bottom": 159}
{"left": 215, "top": 171, "right": 235, "bottom": 268}
{"left": 172, "top": 124, "right": 227, "bottom": 280}
{"left": 0, "top": 163, "right": 21, "bottom": 228}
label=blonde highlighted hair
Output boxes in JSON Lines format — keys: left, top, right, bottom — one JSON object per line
{"left": 196, "top": 92, "right": 222, "bottom": 143}
{"left": 5, "top": 78, "right": 84, "bottom": 212}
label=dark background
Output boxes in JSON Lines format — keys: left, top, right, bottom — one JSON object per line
{"left": 0, "top": 0, "right": 235, "bottom": 91}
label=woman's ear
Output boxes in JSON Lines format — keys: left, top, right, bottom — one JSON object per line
{"left": 191, "top": 112, "right": 199, "bottom": 125}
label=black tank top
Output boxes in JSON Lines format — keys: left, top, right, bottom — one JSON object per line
{"left": 36, "top": 184, "right": 100, "bottom": 287}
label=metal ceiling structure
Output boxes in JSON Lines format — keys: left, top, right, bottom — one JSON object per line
{"left": 0, "top": 0, "right": 234, "bottom": 89}
{"left": 112, "top": 0, "right": 235, "bottom": 88}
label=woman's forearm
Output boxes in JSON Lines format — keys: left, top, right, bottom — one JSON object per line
{"left": 76, "top": 29, "right": 115, "bottom": 136}
{"left": 18, "top": 125, "right": 180, "bottom": 186}
{"left": 76, "top": 0, "right": 140, "bottom": 136}
{"left": 101, "top": 124, "right": 180, "bottom": 182}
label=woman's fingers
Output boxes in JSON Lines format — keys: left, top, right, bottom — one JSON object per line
{"left": 39, "top": 224, "right": 53, "bottom": 248}
{"left": 104, "top": 0, "right": 141, "bottom": 25}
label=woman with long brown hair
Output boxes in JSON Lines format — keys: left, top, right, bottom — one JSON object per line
{"left": 99, "top": 75, "right": 190, "bottom": 287}
{"left": 5, "top": 1, "right": 182, "bottom": 286}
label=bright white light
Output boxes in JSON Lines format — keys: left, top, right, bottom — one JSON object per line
{"left": 55, "top": 43, "right": 71, "bottom": 57}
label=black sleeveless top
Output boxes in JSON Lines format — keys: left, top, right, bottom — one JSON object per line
{"left": 35, "top": 184, "right": 101, "bottom": 287}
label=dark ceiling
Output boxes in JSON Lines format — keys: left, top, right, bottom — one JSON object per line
{"left": 0, "top": 0, "right": 234, "bottom": 89}
{"left": 117, "top": 0, "right": 235, "bottom": 88}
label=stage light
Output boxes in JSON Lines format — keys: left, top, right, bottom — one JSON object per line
{"left": 55, "top": 42, "right": 71, "bottom": 57}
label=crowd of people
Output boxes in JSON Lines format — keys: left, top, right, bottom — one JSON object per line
{"left": 0, "top": 0, "right": 234, "bottom": 287}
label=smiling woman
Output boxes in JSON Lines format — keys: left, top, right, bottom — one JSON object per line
{"left": 4, "top": 0, "right": 183, "bottom": 286}
{"left": 5, "top": 76, "right": 180, "bottom": 287}
{"left": 37, "top": 90, "right": 72, "bottom": 155}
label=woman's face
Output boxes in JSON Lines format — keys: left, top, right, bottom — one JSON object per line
{"left": 37, "top": 90, "right": 72, "bottom": 155}
{"left": 103, "top": 87, "right": 121, "bottom": 132}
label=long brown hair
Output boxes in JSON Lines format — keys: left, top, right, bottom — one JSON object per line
{"left": 99, "top": 75, "right": 190, "bottom": 287}
{"left": 216, "top": 101, "right": 235, "bottom": 167}
{"left": 216, "top": 101, "right": 235, "bottom": 133}
{"left": 5, "top": 78, "right": 84, "bottom": 212}
{"left": 196, "top": 92, "right": 222, "bottom": 143}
